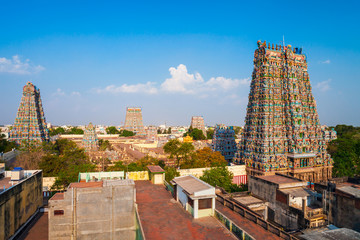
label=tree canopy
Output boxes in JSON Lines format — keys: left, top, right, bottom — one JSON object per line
{"left": 0, "top": 130, "right": 17, "bottom": 153}
{"left": 181, "top": 147, "right": 227, "bottom": 169}
{"left": 49, "top": 127, "right": 83, "bottom": 136}
{"left": 184, "top": 127, "right": 206, "bottom": 140}
{"left": 200, "top": 166, "right": 247, "bottom": 193}
{"left": 106, "top": 126, "right": 120, "bottom": 134}
{"left": 328, "top": 125, "right": 360, "bottom": 177}
{"left": 163, "top": 139, "right": 194, "bottom": 167}
{"left": 119, "top": 129, "right": 135, "bottom": 137}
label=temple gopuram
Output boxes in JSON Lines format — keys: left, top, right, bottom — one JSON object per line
{"left": 9, "top": 82, "right": 49, "bottom": 145}
{"left": 239, "top": 41, "right": 336, "bottom": 183}
{"left": 82, "top": 122, "right": 99, "bottom": 152}
{"left": 124, "top": 107, "right": 146, "bottom": 135}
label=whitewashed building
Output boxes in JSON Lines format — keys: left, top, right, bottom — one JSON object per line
{"left": 171, "top": 175, "right": 216, "bottom": 219}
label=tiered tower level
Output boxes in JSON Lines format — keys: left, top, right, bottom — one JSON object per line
{"left": 212, "top": 124, "right": 237, "bottom": 162}
{"left": 82, "top": 123, "right": 99, "bottom": 152}
{"left": 9, "top": 82, "right": 49, "bottom": 144}
{"left": 239, "top": 41, "right": 336, "bottom": 183}
{"left": 124, "top": 107, "right": 146, "bottom": 135}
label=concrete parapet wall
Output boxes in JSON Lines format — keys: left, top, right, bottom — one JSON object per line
{"left": 0, "top": 171, "right": 43, "bottom": 240}
{"left": 178, "top": 165, "right": 246, "bottom": 178}
{"left": 127, "top": 171, "right": 149, "bottom": 181}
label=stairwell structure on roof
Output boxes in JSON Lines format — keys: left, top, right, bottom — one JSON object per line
{"left": 239, "top": 41, "right": 336, "bottom": 183}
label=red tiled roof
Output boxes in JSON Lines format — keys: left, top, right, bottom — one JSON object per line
{"left": 68, "top": 181, "right": 103, "bottom": 189}
{"left": 50, "top": 193, "right": 64, "bottom": 200}
{"left": 147, "top": 165, "right": 165, "bottom": 173}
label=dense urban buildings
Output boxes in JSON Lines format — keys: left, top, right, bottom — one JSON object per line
{"left": 212, "top": 124, "right": 238, "bottom": 162}
{"left": 239, "top": 41, "right": 336, "bottom": 182}
{"left": 124, "top": 107, "right": 146, "bottom": 135}
{"left": 82, "top": 122, "right": 99, "bottom": 152}
{"left": 9, "top": 82, "right": 49, "bottom": 145}
{"left": 190, "top": 116, "right": 206, "bottom": 136}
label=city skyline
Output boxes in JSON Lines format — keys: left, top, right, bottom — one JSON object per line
{"left": 1, "top": 1, "right": 359, "bottom": 126}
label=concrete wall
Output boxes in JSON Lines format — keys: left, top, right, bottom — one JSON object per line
{"left": 333, "top": 194, "right": 360, "bottom": 231}
{"left": 0, "top": 171, "right": 43, "bottom": 240}
{"left": 49, "top": 180, "right": 136, "bottom": 240}
{"left": 178, "top": 165, "right": 246, "bottom": 178}
{"left": 43, "top": 177, "right": 56, "bottom": 191}
{"left": 248, "top": 175, "right": 278, "bottom": 203}
{"left": 127, "top": 171, "right": 149, "bottom": 181}
{"left": 177, "top": 185, "right": 188, "bottom": 209}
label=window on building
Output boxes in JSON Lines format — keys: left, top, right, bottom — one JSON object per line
{"left": 54, "top": 210, "right": 64, "bottom": 216}
{"left": 188, "top": 196, "right": 194, "bottom": 208}
{"left": 199, "top": 198, "right": 212, "bottom": 209}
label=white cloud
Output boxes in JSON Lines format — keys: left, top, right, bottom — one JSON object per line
{"left": 71, "top": 91, "right": 81, "bottom": 96}
{"left": 52, "top": 88, "right": 65, "bottom": 96}
{"left": 320, "top": 59, "right": 331, "bottom": 64}
{"left": 94, "top": 64, "right": 248, "bottom": 98}
{"left": 315, "top": 79, "right": 331, "bottom": 92}
{"left": 0, "top": 55, "right": 45, "bottom": 74}
{"left": 206, "top": 77, "right": 250, "bottom": 91}
{"left": 161, "top": 64, "right": 204, "bottom": 94}
{"left": 96, "top": 82, "right": 158, "bottom": 94}
{"left": 160, "top": 64, "right": 249, "bottom": 95}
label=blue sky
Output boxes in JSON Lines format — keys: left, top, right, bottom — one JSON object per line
{"left": 1, "top": 1, "right": 359, "bottom": 126}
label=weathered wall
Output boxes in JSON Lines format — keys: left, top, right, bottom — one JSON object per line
{"left": 248, "top": 175, "right": 278, "bottom": 203}
{"left": 333, "top": 194, "right": 360, "bottom": 231}
{"left": 178, "top": 165, "right": 246, "bottom": 178}
{"left": 0, "top": 171, "right": 43, "bottom": 240}
{"left": 49, "top": 180, "right": 136, "bottom": 240}
{"left": 43, "top": 177, "right": 56, "bottom": 191}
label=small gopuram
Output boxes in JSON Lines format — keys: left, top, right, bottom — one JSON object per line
{"left": 82, "top": 123, "right": 98, "bottom": 152}
{"left": 239, "top": 41, "right": 336, "bottom": 183}
{"left": 124, "top": 107, "right": 146, "bottom": 135}
{"left": 190, "top": 116, "right": 206, "bottom": 136}
{"left": 9, "top": 82, "right": 49, "bottom": 145}
{"left": 212, "top": 124, "right": 237, "bottom": 162}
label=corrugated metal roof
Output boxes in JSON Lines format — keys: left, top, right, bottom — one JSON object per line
{"left": 172, "top": 175, "right": 213, "bottom": 195}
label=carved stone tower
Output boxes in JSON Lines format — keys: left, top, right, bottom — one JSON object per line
{"left": 9, "top": 82, "right": 49, "bottom": 145}
{"left": 239, "top": 41, "right": 336, "bottom": 182}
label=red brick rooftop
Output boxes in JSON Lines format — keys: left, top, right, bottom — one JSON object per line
{"left": 68, "top": 181, "right": 103, "bottom": 189}
{"left": 147, "top": 165, "right": 165, "bottom": 173}
{"left": 135, "top": 180, "right": 236, "bottom": 240}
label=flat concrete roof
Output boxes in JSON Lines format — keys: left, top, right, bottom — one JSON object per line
{"left": 299, "top": 228, "right": 360, "bottom": 240}
{"left": 68, "top": 181, "right": 103, "bottom": 189}
{"left": 135, "top": 180, "right": 236, "bottom": 239}
{"left": 257, "top": 175, "right": 304, "bottom": 185}
{"left": 337, "top": 186, "right": 360, "bottom": 198}
{"left": 233, "top": 195, "right": 265, "bottom": 207}
{"left": 280, "top": 187, "right": 312, "bottom": 198}
{"left": 172, "top": 175, "right": 214, "bottom": 195}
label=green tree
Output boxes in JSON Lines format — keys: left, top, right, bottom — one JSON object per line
{"left": 67, "top": 127, "right": 84, "bottom": 134}
{"left": 184, "top": 128, "right": 206, "bottom": 140}
{"left": 328, "top": 125, "right": 360, "bottom": 177}
{"left": 200, "top": 166, "right": 245, "bottom": 193}
{"left": 206, "top": 128, "right": 214, "bottom": 139}
{"left": 164, "top": 139, "right": 195, "bottom": 167}
{"left": 165, "top": 167, "right": 180, "bottom": 183}
{"left": 106, "top": 126, "right": 120, "bottom": 134}
{"left": 0, "top": 130, "right": 17, "bottom": 153}
{"left": 119, "top": 130, "right": 135, "bottom": 137}
{"left": 98, "top": 139, "right": 112, "bottom": 151}
{"left": 181, "top": 147, "right": 227, "bottom": 169}
{"left": 49, "top": 127, "right": 65, "bottom": 136}
{"left": 167, "top": 127, "right": 172, "bottom": 134}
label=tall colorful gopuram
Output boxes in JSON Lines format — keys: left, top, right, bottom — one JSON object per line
{"left": 9, "top": 82, "right": 49, "bottom": 145}
{"left": 82, "top": 123, "right": 99, "bottom": 152}
{"left": 124, "top": 107, "right": 146, "bottom": 135}
{"left": 239, "top": 41, "right": 336, "bottom": 183}
{"left": 212, "top": 124, "right": 237, "bottom": 162}
{"left": 190, "top": 116, "right": 206, "bottom": 136}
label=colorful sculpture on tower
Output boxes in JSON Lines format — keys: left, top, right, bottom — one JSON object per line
{"left": 212, "top": 124, "right": 237, "bottom": 162}
{"left": 239, "top": 41, "right": 336, "bottom": 182}
{"left": 82, "top": 122, "right": 99, "bottom": 152}
{"left": 9, "top": 82, "right": 49, "bottom": 145}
